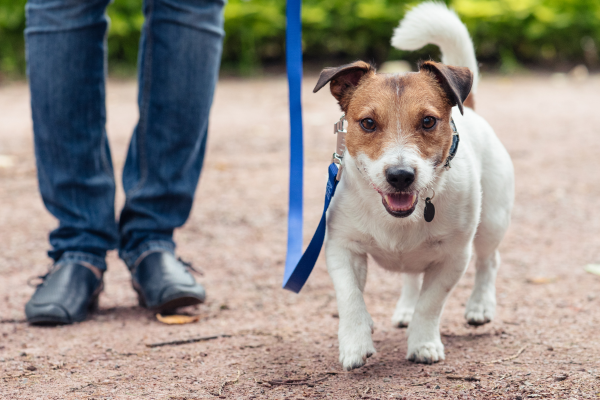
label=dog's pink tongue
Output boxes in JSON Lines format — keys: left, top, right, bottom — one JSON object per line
{"left": 385, "top": 192, "right": 416, "bottom": 211}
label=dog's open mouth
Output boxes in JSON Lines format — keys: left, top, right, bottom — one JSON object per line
{"left": 381, "top": 191, "right": 418, "bottom": 218}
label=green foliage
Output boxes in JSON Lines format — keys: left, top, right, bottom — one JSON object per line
{"left": 221, "top": 0, "right": 450, "bottom": 73}
{"left": 1, "top": 0, "right": 600, "bottom": 78}
{"left": 454, "top": 0, "right": 600, "bottom": 69}
{"left": 0, "top": 0, "right": 27, "bottom": 76}
{"left": 106, "top": 0, "right": 145, "bottom": 75}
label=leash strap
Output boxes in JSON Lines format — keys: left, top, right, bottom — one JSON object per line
{"left": 283, "top": 0, "right": 343, "bottom": 293}
{"left": 283, "top": 163, "right": 340, "bottom": 292}
{"left": 283, "top": 0, "right": 304, "bottom": 291}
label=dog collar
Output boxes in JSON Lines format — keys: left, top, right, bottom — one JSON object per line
{"left": 443, "top": 118, "right": 460, "bottom": 169}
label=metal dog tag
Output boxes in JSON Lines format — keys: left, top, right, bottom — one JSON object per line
{"left": 424, "top": 198, "right": 435, "bottom": 222}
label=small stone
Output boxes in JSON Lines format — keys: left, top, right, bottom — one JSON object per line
{"left": 435, "top": 385, "right": 440, "bottom": 389}
{"left": 26, "top": 365, "right": 37, "bottom": 371}
{"left": 553, "top": 373, "right": 568, "bottom": 381}
{"left": 383, "top": 378, "right": 390, "bottom": 382}
{"left": 20, "top": 352, "right": 27, "bottom": 357}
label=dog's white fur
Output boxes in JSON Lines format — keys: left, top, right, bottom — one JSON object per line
{"left": 325, "top": 2, "right": 514, "bottom": 370}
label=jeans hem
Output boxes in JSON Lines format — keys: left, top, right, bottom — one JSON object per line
{"left": 58, "top": 251, "right": 107, "bottom": 271}
{"left": 120, "top": 240, "right": 175, "bottom": 271}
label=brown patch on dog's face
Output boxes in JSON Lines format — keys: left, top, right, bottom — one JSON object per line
{"left": 314, "top": 60, "right": 472, "bottom": 168}
{"left": 343, "top": 71, "right": 456, "bottom": 165}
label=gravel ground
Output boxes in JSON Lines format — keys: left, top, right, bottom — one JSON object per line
{"left": 1, "top": 73, "right": 600, "bottom": 399}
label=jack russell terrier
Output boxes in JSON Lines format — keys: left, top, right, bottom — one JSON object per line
{"left": 313, "top": 2, "right": 514, "bottom": 370}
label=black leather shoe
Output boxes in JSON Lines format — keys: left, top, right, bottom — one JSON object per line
{"left": 131, "top": 251, "right": 205, "bottom": 311}
{"left": 25, "top": 262, "right": 103, "bottom": 325}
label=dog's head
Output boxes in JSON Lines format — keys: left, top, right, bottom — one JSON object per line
{"left": 314, "top": 60, "right": 472, "bottom": 219}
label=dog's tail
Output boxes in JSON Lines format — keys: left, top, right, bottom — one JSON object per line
{"left": 391, "top": 2, "right": 479, "bottom": 94}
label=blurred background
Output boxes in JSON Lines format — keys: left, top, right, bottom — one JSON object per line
{"left": 1, "top": 0, "right": 599, "bottom": 80}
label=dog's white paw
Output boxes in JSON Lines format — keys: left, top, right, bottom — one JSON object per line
{"left": 391, "top": 307, "right": 413, "bottom": 328}
{"left": 406, "top": 340, "right": 445, "bottom": 364}
{"left": 339, "top": 338, "right": 376, "bottom": 371}
{"left": 465, "top": 295, "right": 496, "bottom": 326}
{"left": 338, "top": 319, "right": 376, "bottom": 371}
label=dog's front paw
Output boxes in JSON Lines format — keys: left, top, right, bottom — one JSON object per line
{"left": 465, "top": 295, "right": 496, "bottom": 326}
{"left": 339, "top": 338, "right": 376, "bottom": 371}
{"left": 391, "top": 307, "right": 413, "bottom": 328}
{"left": 407, "top": 340, "right": 445, "bottom": 364}
{"left": 338, "top": 321, "right": 376, "bottom": 371}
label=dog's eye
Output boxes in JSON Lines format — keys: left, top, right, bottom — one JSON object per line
{"left": 360, "top": 118, "right": 376, "bottom": 132}
{"left": 422, "top": 116, "right": 436, "bottom": 130}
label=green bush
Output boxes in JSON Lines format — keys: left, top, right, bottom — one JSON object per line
{"left": 454, "top": 0, "right": 600, "bottom": 72}
{"left": 1, "top": 0, "right": 599, "bottom": 79}
{"left": 0, "top": 0, "right": 27, "bottom": 76}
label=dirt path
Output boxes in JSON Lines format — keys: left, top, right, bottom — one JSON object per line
{"left": 1, "top": 74, "right": 600, "bottom": 399}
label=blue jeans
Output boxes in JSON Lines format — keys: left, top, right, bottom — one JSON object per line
{"left": 25, "top": 0, "right": 225, "bottom": 270}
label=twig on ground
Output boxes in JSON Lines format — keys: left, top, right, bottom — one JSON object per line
{"left": 255, "top": 374, "right": 329, "bottom": 388}
{"left": 145, "top": 334, "right": 231, "bottom": 348}
{"left": 446, "top": 375, "right": 480, "bottom": 382}
{"left": 254, "top": 377, "right": 272, "bottom": 388}
{"left": 218, "top": 370, "right": 241, "bottom": 396}
{"left": 482, "top": 344, "right": 529, "bottom": 364}
{"left": 0, "top": 318, "right": 27, "bottom": 324}
{"left": 411, "top": 380, "right": 432, "bottom": 386}
{"left": 2, "top": 372, "right": 37, "bottom": 380}
{"left": 268, "top": 376, "right": 328, "bottom": 386}
{"left": 363, "top": 386, "right": 371, "bottom": 394}
{"left": 68, "top": 383, "right": 95, "bottom": 393}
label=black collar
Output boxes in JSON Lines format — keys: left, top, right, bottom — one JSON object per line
{"left": 443, "top": 118, "right": 460, "bottom": 169}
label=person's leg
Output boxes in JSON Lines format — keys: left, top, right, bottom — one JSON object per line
{"left": 26, "top": 0, "right": 117, "bottom": 271}
{"left": 119, "top": 0, "right": 225, "bottom": 267}
{"left": 25, "top": 0, "right": 114, "bottom": 324}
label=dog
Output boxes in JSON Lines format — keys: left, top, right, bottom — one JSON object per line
{"left": 312, "top": 2, "right": 514, "bottom": 370}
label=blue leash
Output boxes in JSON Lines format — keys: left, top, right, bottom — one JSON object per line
{"left": 282, "top": 0, "right": 340, "bottom": 293}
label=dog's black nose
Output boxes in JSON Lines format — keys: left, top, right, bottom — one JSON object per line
{"left": 385, "top": 167, "right": 415, "bottom": 190}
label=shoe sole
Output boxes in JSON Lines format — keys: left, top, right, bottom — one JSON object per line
{"left": 153, "top": 295, "right": 204, "bottom": 312}
{"left": 135, "top": 288, "right": 204, "bottom": 313}
{"left": 27, "top": 294, "right": 100, "bottom": 326}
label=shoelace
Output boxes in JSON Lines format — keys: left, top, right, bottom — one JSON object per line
{"left": 177, "top": 257, "right": 204, "bottom": 276}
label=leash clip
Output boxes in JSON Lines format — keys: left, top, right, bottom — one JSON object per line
{"left": 332, "top": 114, "right": 347, "bottom": 180}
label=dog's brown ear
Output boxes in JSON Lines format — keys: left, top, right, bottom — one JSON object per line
{"left": 419, "top": 61, "right": 473, "bottom": 115}
{"left": 313, "top": 61, "right": 374, "bottom": 109}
